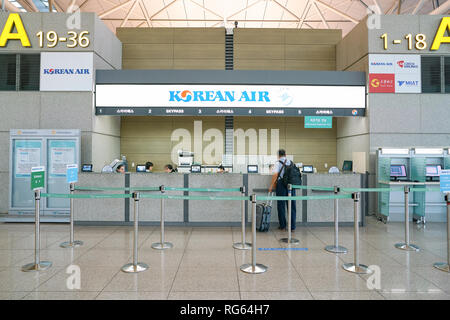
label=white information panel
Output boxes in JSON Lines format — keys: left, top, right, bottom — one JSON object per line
{"left": 96, "top": 84, "right": 366, "bottom": 109}
{"left": 40, "top": 52, "right": 94, "bottom": 91}
{"left": 369, "top": 54, "right": 421, "bottom": 93}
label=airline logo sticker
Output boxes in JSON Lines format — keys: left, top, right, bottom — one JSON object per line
{"left": 369, "top": 73, "right": 395, "bottom": 93}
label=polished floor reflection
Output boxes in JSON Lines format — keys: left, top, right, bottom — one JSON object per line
{"left": 0, "top": 217, "right": 449, "bottom": 300}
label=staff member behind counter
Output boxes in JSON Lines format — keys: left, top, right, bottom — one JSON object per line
{"left": 116, "top": 164, "right": 125, "bottom": 173}
{"left": 145, "top": 162, "right": 154, "bottom": 172}
{"left": 164, "top": 164, "right": 178, "bottom": 173}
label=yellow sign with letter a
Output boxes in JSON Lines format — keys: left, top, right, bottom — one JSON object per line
{"left": 431, "top": 17, "right": 450, "bottom": 51}
{"left": 0, "top": 13, "right": 30, "bottom": 47}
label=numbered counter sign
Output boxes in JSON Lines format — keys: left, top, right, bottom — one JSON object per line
{"left": 66, "top": 164, "right": 78, "bottom": 184}
{"left": 440, "top": 170, "right": 450, "bottom": 194}
{"left": 31, "top": 166, "right": 45, "bottom": 190}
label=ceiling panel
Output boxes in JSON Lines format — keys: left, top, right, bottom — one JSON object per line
{"left": 21, "top": 0, "right": 448, "bottom": 36}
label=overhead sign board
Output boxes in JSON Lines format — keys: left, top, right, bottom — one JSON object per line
{"left": 0, "top": 13, "right": 91, "bottom": 49}
{"left": 95, "top": 84, "right": 366, "bottom": 117}
{"left": 40, "top": 52, "right": 93, "bottom": 91}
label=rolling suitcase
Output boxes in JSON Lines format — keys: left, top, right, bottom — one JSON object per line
{"left": 256, "top": 193, "right": 273, "bottom": 232}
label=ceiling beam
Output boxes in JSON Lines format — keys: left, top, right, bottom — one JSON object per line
{"left": 372, "top": 0, "right": 382, "bottom": 14}
{"left": 312, "top": 0, "right": 329, "bottom": 29}
{"left": 53, "top": 0, "right": 66, "bottom": 12}
{"left": 16, "top": 0, "right": 38, "bottom": 12}
{"left": 67, "top": 0, "right": 77, "bottom": 12}
{"left": 3, "top": 0, "right": 21, "bottom": 12}
{"left": 188, "top": 0, "right": 223, "bottom": 19}
{"left": 79, "top": 0, "right": 90, "bottom": 10}
{"left": 121, "top": 0, "right": 140, "bottom": 27}
{"left": 411, "top": 0, "right": 425, "bottom": 13}
{"left": 314, "top": 0, "right": 359, "bottom": 24}
{"left": 297, "top": 0, "right": 311, "bottom": 28}
{"left": 136, "top": 0, "right": 179, "bottom": 27}
{"left": 396, "top": 0, "right": 402, "bottom": 14}
{"left": 386, "top": 0, "right": 397, "bottom": 14}
{"left": 139, "top": 0, "right": 152, "bottom": 27}
{"left": 429, "top": 0, "right": 450, "bottom": 14}
{"left": 272, "top": 0, "right": 302, "bottom": 21}
{"left": 99, "top": 0, "right": 134, "bottom": 18}
{"left": 227, "top": 0, "right": 265, "bottom": 20}
{"left": 102, "top": 18, "right": 355, "bottom": 23}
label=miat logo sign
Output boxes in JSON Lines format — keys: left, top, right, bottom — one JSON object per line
{"left": 397, "top": 80, "right": 419, "bottom": 87}
{"left": 43, "top": 68, "right": 90, "bottom": 75}
{"left": 169, "top": 90, "right": 270, "bottom": 103}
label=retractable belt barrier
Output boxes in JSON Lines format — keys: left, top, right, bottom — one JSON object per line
{"left": 23, "top": 183, "right": 448, "bottom": 275}
{"left": 74, "top": 186, "right": 160, "bottom": 192}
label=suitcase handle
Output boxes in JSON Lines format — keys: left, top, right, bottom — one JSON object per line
{"left": 267, "top": 191, "right": 274, "bottom": 207}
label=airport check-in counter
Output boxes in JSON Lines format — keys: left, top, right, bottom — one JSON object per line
{"left": 376, "top": 148, "right": 449, "bottom": 223}
{"left": 73, "top": 172, "right": 366, "bottom": 226}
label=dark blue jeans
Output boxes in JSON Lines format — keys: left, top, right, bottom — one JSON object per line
{"left": 276, "top": 182, "right": 296, "bottom": 230}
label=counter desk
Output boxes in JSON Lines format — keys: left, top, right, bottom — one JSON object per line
{"left": 73, "top": 172, "right": 367, "bottom": 226}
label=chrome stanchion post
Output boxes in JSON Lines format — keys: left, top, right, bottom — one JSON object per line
{"left": 433, "top": 193, "right": 450, "bottom": 272}
{"left": 122, "top": 192, "right": 148, "bottom": 273}
{"left": 60, "top": 183, "right": 83, "bottom": 248}
{"left": 233, "top": 186, "right": 251, "bottom": 250}
{"left": 22, "top": 190, "right": 52, "bottom": 272}
{"left": 343, "top": 192, "right": 372, "bottom": 274}
{"left": 280, "top": 184, "right": 299, "bottom": 244}
{"left": 240, "top": 194, "right": 267, "bottom": 274}
{"left": 152, "top": 185, "right": 173, "bottom": 250}
{"left": 395, "top": 186, "right": 420, "bottom": 251}
{"left": 325, "top": 186, "right": 347, "bottom": 253}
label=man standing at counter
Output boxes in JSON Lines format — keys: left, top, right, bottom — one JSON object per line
{"left": 269, "top": 149, "right": 297, "bottom": 231}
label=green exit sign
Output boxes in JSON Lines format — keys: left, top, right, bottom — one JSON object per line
{"left": 305, "top": 116, "right": 333, "bottom": 128}
{"left": 31, "top": 166, "right": 45, "bottom": 190}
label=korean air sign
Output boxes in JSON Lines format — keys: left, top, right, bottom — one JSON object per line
{"left": 40, "top": 52, "right": 93, "bottom": 91}
{"left": 169, "top": 90, "right": 270, "bottom": 103}
{"left": 43, "top": 68, "right": 90, "bottom": 75}
{"left": 96, "top": 84, "right": 366, "bottom": 110}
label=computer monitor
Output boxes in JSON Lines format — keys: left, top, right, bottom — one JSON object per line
{"left": 302, "top": 165, "right": 313, "bottom": 173}
{"left": 81, "top": 164, "right": 92, "bottom": 172}
{"left": 191, "top": 165, "right": 201, "bottom": 173}
{"left": 390, "top": 165, "right": 407, "bottom": 178}
{"left": 247, "top": 165, "right": 258, "bottom": 173}
{"left": 426, "top": 165, "right": 441, "bottom": 177}
{"left": 136, "top": 165, "right": 146, "bottom": 172}
{"left": 342, "top": 160, "right": 353, "bottom": 172}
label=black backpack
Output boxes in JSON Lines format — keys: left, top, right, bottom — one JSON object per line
{"left": 279, "top": 160, "right": 302, "bottom": 187}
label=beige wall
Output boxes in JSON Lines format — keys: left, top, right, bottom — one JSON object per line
{"left": 118, "top": 28, "right": 341, "bottom": 172}
{"left": 117, "top": 28, "right": 224, "bottom": 69}
{"left": 234, "top": 28, "right": 341, "bottom": 71}
{"left": 121, "top": 116, "right": 337, "bottom": 173}
{"left": 234, "top": 117, "right": 337, "bottom": 171}
{"left": 121, "top": 117, "right": 225, "bottom": 172}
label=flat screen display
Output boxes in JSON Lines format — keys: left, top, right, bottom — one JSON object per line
{"left": 191, "top": 165, "right": 201, "bottom": 173}
{"left": 247, "top": 165, "right": 258, "bottom": 173}
{"left": 136, "top": 165, "right": 146, "bottom": 172}
{"left": 390, "top": 165, "right": 407, "bottom": 177}
{"left": 426, "top": 165, "right": 441, "bottom": 177}
{"left": 81, "top": 164, "right": 92, "bottom": 172}
{"left": 342, "top": 160, "right": 353, "bottom": 172}
{"left": 302, "top": 165, "right": 313, "bottom": 173}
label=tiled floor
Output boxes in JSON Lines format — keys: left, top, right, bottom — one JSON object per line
{"left": 0, "top": 216, "right": 449, "bottom": 300}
